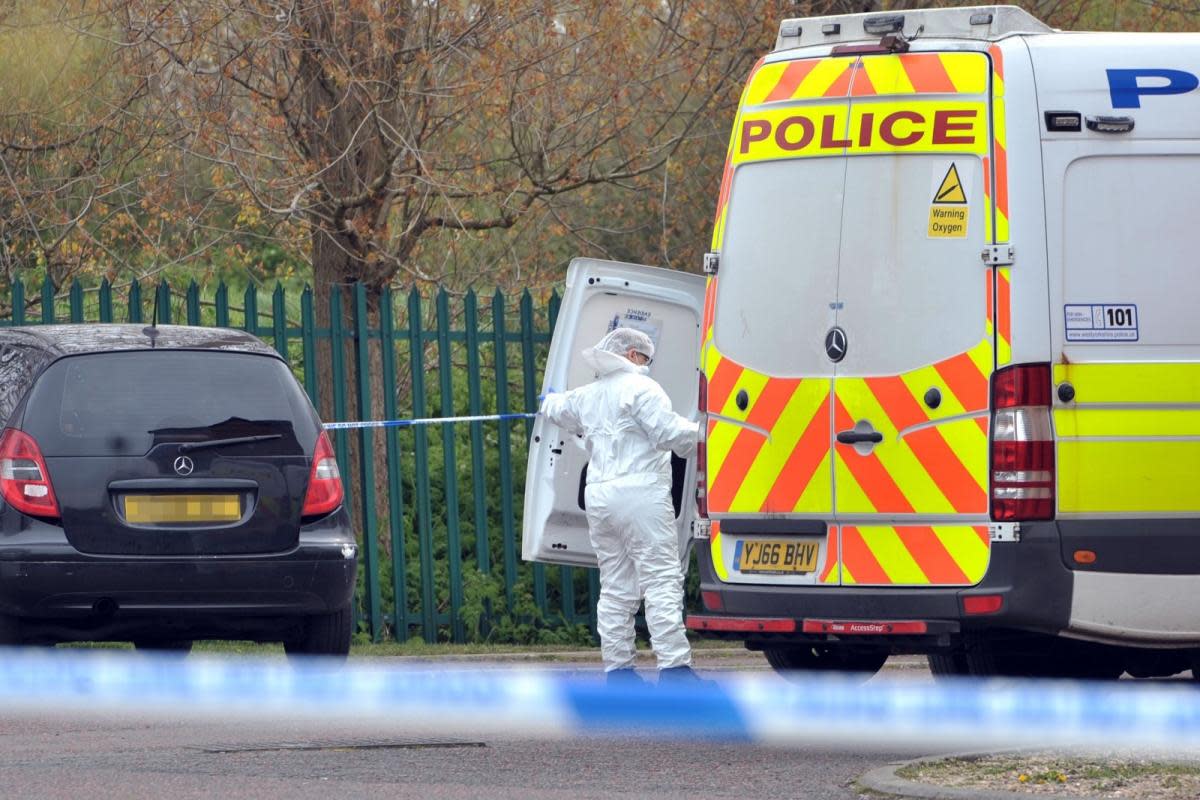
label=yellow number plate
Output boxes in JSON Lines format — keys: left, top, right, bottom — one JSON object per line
{"left": 737, "top": 538, "right": 820, "bottom": 575}
{"left": 124, "top": 495, "right": 241, "bottom": 524}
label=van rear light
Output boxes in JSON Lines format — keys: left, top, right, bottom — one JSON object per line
{"left": 962, "top": 594, "right": 1004, "bottom": 615}
{"left": 695, "top": 371, "right": 709, "bottom": 519}
{"left": 302, "top": 431, "right": 344, "bottom": 517}
{"left": 990, "top": 364, "right": 1055, "bottom": 521}
{"left": 0, "top": 429, "right": 60, "bottom": 519}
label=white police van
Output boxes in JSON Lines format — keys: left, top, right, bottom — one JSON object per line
{"left": 525, "top": 6, "right": 1200, "bottom": 680}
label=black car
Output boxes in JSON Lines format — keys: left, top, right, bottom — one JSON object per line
{"left": 0, "top": 324, "right": 357, "bottom": 655}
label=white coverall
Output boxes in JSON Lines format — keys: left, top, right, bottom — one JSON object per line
{"left": 540, "top": 330, "right": 699, "bottom": 671}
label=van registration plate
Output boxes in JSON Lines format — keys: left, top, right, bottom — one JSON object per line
{"left": 124, "top": 495, "right": 241, "bottom": 524}
{"left": 736, "top": 538, "right": 820, "bottom": 575}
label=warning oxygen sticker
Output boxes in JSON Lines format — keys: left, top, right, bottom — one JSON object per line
{"left": 928, "top": 161, "right": 971, "bottom": 239}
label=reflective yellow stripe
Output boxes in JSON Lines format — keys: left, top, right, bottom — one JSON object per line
{"left": 860, "top": 527, "right": 929, "bottom": 584}
{"left": 1053, "top": 363, "right": 1200, "bottom": 404}
{"left": 707, "top": 368, "right": 769, "bottom": 476}
{"left": 932, "top": 525, "right": 990, "bottom": 582}
{"left": 799, "top": 58, "right": 854, "bottom": 99}
{"left": 896, "top": 363, "right": 990, "bottom": 482}
{"left": 710, "top": 526, "right": 729, "bottom": 581}
{"left": 1054, "top": 363, "right": 1200, "bottom": 514}
{"left": 943, "top": 53, "right": 989, "bottom": 94}
{"left": 729, "top": 382, "right": 828, "bottom": 511}
{"left": 995, "top": 268, "right": 1012, "bottom": 365}
{"left": 1056, "top": 409, "right": 1200, "bottom": 438}
{"left": 859, "top": 56, "right": 916, "bottom": 95}
{"left": 834, "top": 459, "right": 875, "bottom": 514}
{"left": 795, "top": 451, "right": 834, "bottom": 514}
{"left": 838, "top": 379, "right": 955, "bottom": 514}
{"left": 1058, "top": 441, "right": 1200, "bottom": 514}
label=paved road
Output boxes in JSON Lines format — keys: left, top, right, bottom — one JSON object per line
{"left": 0, "top": 715, "right": 919, "bottom": 800}
{"left": 0, "top": 652, "right": 930, "bottom": 800}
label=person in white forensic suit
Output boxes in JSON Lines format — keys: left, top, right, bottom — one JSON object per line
{"left": 539, "top": 327, "right": 701, "bottom": 683}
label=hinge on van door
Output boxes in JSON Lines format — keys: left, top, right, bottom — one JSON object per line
{"left": 703, "top": 252, "right": 720, "bottom": 275}
{"left": 981, "top": 244, "right": 1015, "bottom": 267}
{"left": 692, "top": 518, "right": 712, "bottom": 539}
{"left": 989, "top": 522, "right": 1020, "bottom": 543}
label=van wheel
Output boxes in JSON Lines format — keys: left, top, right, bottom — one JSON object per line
{"left": 763, "top": 645, "right": 887, "bottom": 679}
{"left": 927, "top": 651, "right": 970, "bottom": 678}
{"left": 285, "top": 607, "right": 353, "bottom": 659}
{"left": 964, "top": 634, "right": 1124, "bottom": 679}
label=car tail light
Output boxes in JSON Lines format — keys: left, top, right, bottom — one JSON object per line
{"left": 696, "top": 371, "right": 709, "bottom": 519}
{"left": 0, "top": 428, "right": 60, "bottom": 519}
{"left": 302, "top": 431, "right": 344, "bottom": 517}
{"left": 990, "top": 363, "right": 1054, "bottom": 521}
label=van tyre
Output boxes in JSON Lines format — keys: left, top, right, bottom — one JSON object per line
{"left": 963, "top": 633, "right": 1125, "bottom": 679}
{"left": 285, "top": 606, "right": 353, "bottom": 658}
{"left": 763, "top": 645, "right": 887, "bottom": 679}
{"left": 927, "top": 651, "right": 970, "bottom": 678}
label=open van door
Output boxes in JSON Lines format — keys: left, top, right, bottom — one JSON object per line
{"left": 522, "top": 258, "right": 706, "bottom": 568}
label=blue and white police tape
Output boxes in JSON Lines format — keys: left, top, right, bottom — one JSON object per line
{"left": 2, "top": 647, "right": 1200, "bottom": 752}
{"left": 323, "top": 412, "right": 538, "bottom": 431}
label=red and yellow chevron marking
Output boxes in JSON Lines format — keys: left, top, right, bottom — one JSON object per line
{"left": 985, "top": 45, "right": 1012, "bottom": 366}
{"left": 715, "top": 52, "right": 990, "bottom": 249}
{"left": 819, "top": 527, "right": 840, "bottom": 584}
{"left": 995, "top": 267, "right": 1011, "bottom": 365}
{"left": 709, "top": 520, "right": 727, "bottom": 581}
{"left": 840, "top": 525, "right": 990, "bottom": 586}
{"left": 712, "top": 57, "right": 766, "bottom": 251}
{"left": 704, "top": 348, "right": 833, "bottom": 515}
{"left": 834, "top": 337, "right": 991, "bottom": 516}
{"left": 745, "top": 53, "right": 988, "bottom": 106}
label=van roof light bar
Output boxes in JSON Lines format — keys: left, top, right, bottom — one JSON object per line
{"left": 774, "top": 5, "right": 1053, "bottom": 52}
{"left": 863, "top": 15, "right": 904, "bottom": 35}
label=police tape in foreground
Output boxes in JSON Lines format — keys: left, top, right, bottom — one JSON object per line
{"left": 1, "top": 648, "right": 1199, "bottom": 752}
{"left": 323, "top": 412, "right": 537, "bottom": 431}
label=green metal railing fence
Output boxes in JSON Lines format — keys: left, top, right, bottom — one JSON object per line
{"left": 3, "top": 276, "right": 599, "bottom": 644}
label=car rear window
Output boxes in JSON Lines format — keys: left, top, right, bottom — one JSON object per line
{"left": 21, "top": 351, "right": 320, "bottom": 457}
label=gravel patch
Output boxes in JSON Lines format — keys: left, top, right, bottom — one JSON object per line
{"left": 899, "top": 752, "right": 1200, "bottom": 799}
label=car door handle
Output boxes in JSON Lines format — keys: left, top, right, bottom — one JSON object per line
{"left": 836, "top": 430, "right": 883, "bottom": 445}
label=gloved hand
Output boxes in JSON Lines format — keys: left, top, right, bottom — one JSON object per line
{"left": 537, "top": 386, "right": 557, "bottom": 405}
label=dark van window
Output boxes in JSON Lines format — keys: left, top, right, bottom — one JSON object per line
{"left": 22, "top": 351, "right": 320, "bottom": 457}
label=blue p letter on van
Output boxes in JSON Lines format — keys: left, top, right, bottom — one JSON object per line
{"left": 1107, "top": 68, "right": 1199, "bottom": 108}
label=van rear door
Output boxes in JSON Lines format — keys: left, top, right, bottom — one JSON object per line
{"left": 522, "top": 258, "right": 706, "bottom": 568}
{"left": 830, "top": 52, "right": 995, "bottom": 586}
{"left": 708, "top": 50, "right": 997, "bottom": 589}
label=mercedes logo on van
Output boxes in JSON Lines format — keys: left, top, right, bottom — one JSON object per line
{"left": 825, "top": 326, "right": 848, "bottom": 363}
{"left": 173, "top": 455, "right": 195, "bottom": 476}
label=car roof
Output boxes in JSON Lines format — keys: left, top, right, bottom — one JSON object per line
{"left": 0, "top": 324, "right": 281, "bottom": 359}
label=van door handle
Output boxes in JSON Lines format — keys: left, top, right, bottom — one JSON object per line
{"left": 836, "top": 430, "right": 883, "bottom": 445}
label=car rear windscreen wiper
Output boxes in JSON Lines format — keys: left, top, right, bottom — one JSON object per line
{"left": 177, "top": 434, "right": 283, "bottom": 453}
